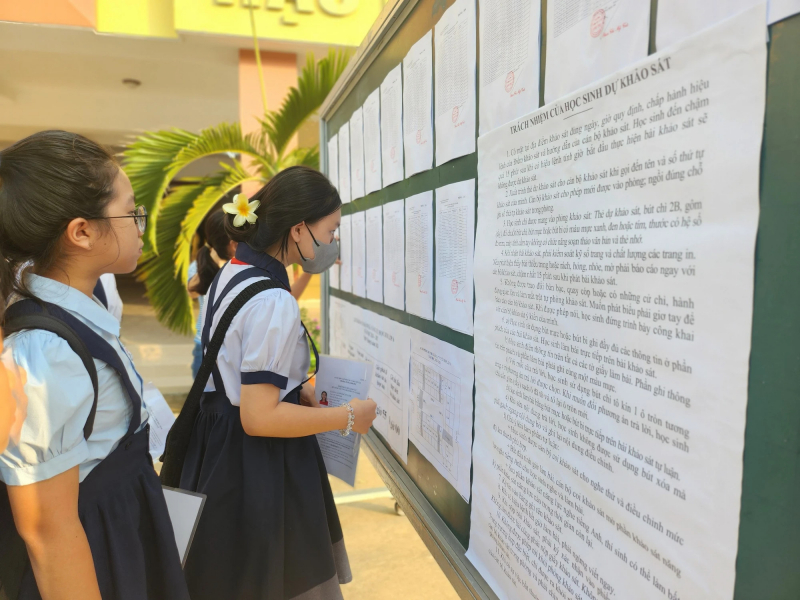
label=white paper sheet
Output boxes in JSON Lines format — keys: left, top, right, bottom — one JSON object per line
{"left": 769, "top": 0, "right": 800, "bottom": 23}
{"left": 380, "top": 65, "right": 405, "bottom": 187}
{"left": 351, "top": 211, "right": 366, "bottom": 298}
{"left": 363, "top": 89, "right": 383, "bottom": 195}
{"left": 162, "top": 487, "right": 206, "bottom": 566}
{"left": 349, "top": 108, "right": 366, "bottom": 201}
{"left": 479, "top": 0, "right": 541, "bottom": 135}
{"left": 434, "top": 179, "right": 475, "bottom": 335}
{"left": 339, "top": 215, "right": 352, "bottom": 293}
{"left": 657, "top": 0, "right": 787, "bottom": 49}
{"left": 326, "top": 134, "right": 338, "bottom": 187}
{"left": 434, "top": 0, "right": 476, "bottom": 165}
{"left": 329, "top": 225, "right": 340, "bottom": 290}
{"left": 383, "top": 199, "right": 406, "bottom": 311}
{"left": 409, "top": 329, "right": 474, "bottom": 501}
{"left": 404, "top": 191, "right": 434, "bottom": 320}
{"left": 329, "top": 300, "right": 412, "bottom": 462}
{"left": 142, "top": 383, "right": 176, "bottom": 462}
{"left": 468, "top": 6, "right": 766, "bottom": 599}
{"left": 314, "top": 355, "right": 373, "bottom": 486}
{"left": 365, "top": 206, "right": 384, "bottom": 303}
{"left": 544, "top": 0, "right": 650, "bottom": 103}
{"left": 402, "top": 31, "right": 434, "bottom": 177}
{"left": 338, "top": 123, "right": 351, "bottom": 204}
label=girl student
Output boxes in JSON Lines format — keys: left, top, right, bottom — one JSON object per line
{"left": 187, "top": 210, "right": 238, "bottom": 378}
{"left": 0, "top": 131, "right": 190, "bottom": 600}
{"left": 176, "top": 166, "right": 377, "bottom": 600}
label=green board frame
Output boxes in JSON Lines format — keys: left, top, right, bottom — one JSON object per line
{"left": 319, "top": 2, "right": 800, "bottom": 597}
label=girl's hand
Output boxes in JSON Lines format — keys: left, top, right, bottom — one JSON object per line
{"left": 349, "top": 398, "right": 377, "bottom": 434}
{"left": 299, "top": 384, "right": 319, "bottom": 408}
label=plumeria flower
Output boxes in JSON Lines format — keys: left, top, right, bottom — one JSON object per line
{"left": 223, "top": 193, "right": 260, "bottom": 227}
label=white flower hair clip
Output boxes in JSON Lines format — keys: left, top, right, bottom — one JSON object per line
{"left": 223, "top": 193, "right": 260, "bottom": 227}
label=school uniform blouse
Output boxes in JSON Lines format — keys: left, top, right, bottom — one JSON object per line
{"left": 0, "top": 275, "right": 149, "bottom": 486}
{"left": 201, "top": 248, "right": 310, "bottom": 406}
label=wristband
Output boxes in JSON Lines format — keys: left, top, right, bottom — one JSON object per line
{"left": 340, "top": 403, "right": 355, "bottom": 437}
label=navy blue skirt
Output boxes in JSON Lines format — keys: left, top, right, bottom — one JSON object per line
{"left": 18, "top": 427, "right": 190, "bottom": 600}
{"left": 179, "top": 389, "right": 351, "bottom": 600}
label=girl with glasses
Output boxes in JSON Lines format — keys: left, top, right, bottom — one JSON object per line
{"left": 0, "top": 130, "right": 189, "bottom": 600}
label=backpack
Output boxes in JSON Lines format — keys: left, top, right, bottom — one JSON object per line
{"left": 0, "top": 307, "right": 99, "bottom": 600}
{"left": 159, "top": 279, "right": 282, "bottom": 487}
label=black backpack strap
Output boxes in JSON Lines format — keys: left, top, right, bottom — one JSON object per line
{"left": 160, "top": 279, "right": 284, "bottom": 487}
{"left": 93, "top": 279, "right": 108, "bottom": 309}
{"left": 3, "top": 312, "right": 99, "bottom": 440}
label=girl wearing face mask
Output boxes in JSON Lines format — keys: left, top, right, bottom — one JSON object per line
{"left": 0, "top": 131, "right": 189, "bottom": 600}
{"left": 178, "top": 166, "right": 377, "bottom": 600}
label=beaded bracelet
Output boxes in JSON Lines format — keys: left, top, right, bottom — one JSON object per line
{"left": 340, "top": 403, "right": 355, "bottom": 437}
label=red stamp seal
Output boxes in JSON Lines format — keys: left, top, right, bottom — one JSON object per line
{"left": 417, "top": 274, "right": 422, "bottom": 287}
{"left": 452, "top": 106, "right": 459, "bottom": 123}
{"left": 590, "top": 9, "right": 605, "bottom": 38}
{"left": 390, "top": 146, "right": 396, "bottom": 159}
{"left": 451, "top": 279, "right": 459, "bottom": 294}
{"left": 416, "top": 129, "right": 422, "bottom": 144}
{"left": 505, "top": 71, "right": 515, "bottom": 93}
{"left": 392, "top": 271, "right": 397, "bottom": 284}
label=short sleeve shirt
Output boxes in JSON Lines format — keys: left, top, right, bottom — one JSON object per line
{"left": 0, "top": 275, "right": 149, "bottom": 486}
{"left": 201, "top": 248, "right": 310, "bottom": 406}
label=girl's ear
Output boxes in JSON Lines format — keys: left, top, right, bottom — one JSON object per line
{"left": 63, "top": 217, "right": 97, "bottom": 252}
{"left": 290, "top": 223, "right": 305, "bottom": 243}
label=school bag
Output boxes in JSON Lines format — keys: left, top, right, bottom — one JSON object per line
{"left": 159, "top": 278, "right": 283, "bottom": 488}
{"left": 0, "top": 307, "right": 100, "bottom": 600}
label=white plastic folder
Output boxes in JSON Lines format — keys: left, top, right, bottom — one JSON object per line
{"left": 162, "top": 486, "right": 206, "bottom": 566}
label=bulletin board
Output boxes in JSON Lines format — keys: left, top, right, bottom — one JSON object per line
{"left": 318, "top": 0, "right": 800, "bottom": 597}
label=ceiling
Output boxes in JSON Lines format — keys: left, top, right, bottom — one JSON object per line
{"left": 0, "top": 21, "right": 241, "bottom": 148}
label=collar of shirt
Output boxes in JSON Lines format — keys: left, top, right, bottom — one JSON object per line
{"left": 234, "top": 244, "right": 291, "bottom": 289}
{"left": 23, "top": 274, "right": 121, "bottom": 337}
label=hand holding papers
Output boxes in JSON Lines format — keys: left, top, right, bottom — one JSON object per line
{"left": 314, "top": 355, "right": 373, "bottom": 486}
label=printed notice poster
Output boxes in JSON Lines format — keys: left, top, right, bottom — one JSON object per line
{"left": 339, "top": 214, "right": 352, "bottom": 293}
{"left": 350, "top": 107, "right": 366, "bottom": 201}
{"left": 351, "top": 211, "right": 366, "bottom": 298}
{"left": 405, "top": 191, "right": 434, "bottom": 320}
{"left": 409, "top": 328, "right": 475, "bottom": 501}
{"left": 327, "top": 134, "right": 338, "bottom": 187}
{"left": 434, "top": 179, "right": 475, "bottom": 335}
{"left": 366, "top": 206, "right": 384, "bottom": 302}
{"left": 403, "top": 31, "right": 434, "bottom": 177}
{"left": 363, "top": 89, "right": 383, "bottom": 194}
{"left": 383, "top": 199, "right": 406, "bottom": 311}
{"left": 434, "top": 0, "right": 476, "bottom": 165}
{"left": 468, "top": 7, "right": 766, "bottom": 600}
{"left": 479, "top": 0, "right": 541, "bottom": 135}
{"left": 338, "top": 123, "right": 351, "bottom": 204}
{"left": 381, "top": 65, "right": 405, "bottom": 187}
{"left": 544, "top": 0, "right": 650, "bottom": 103}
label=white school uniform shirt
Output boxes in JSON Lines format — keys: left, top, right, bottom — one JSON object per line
{"left": 201, "top": 251, "right": 310, "bottom": 406}
{"left": 98, "top": 273, "right": 124, "bottom": 323}
{"left": 0, "top": 275, "right": 149, "bottom": 486}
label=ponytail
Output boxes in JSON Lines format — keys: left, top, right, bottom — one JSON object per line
{"left": 188, "top": 247, "right": 220, "bottom": 296}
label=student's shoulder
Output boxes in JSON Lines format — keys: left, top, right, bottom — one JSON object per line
{"left": 5, "top": 328, "right": 88, "bottom": 373}
{"left": 232, "top": 279, "right": 299, "bottom": 322}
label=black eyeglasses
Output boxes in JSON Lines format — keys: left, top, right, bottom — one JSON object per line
{"left": 104, "top": 205, "right": 148, "bottom": 234}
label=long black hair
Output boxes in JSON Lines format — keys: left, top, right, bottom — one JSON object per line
{"left": 0, "top": 130, "right": 118, "bottom": 323}
{"left": 189, "top": 211, "right": 233, "bottom": 296}
{"left": 224, "top": 166, "right": 341, "bottom": 258}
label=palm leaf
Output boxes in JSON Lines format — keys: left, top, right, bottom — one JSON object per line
{"left": 137, "top": 183, "right": 206, "bottom": 334}
{"left": 260, "top": 49, "right": 351, "bottom": 158}
{"left": 173, "top": 162, "right": 262, "bottom": 284}
{"left": 122, "top": 129, "right": 197, "bottom": 253}
{"left": 172, "top": 122, "right": 264, "bottom": 171}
